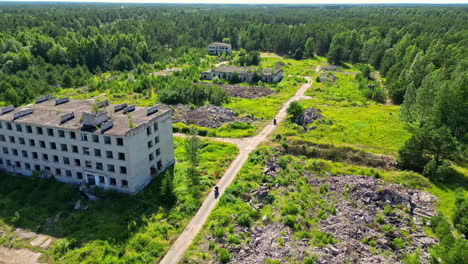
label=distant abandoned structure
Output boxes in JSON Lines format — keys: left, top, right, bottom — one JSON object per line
{"left": 202, "top": 65, "right": 283, "bottom": 83}
{"left": 0, "top": 97, "right": 174, "bottom": 194}
{"left": 208, "top": 42, "right": 232, "bottom": 55}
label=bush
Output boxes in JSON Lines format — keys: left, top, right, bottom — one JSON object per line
{"left": 283, "top": 215, "right": 297, "bottom": 228}
{"left": 237, "top": 213, "right": 252, "bottom": 227}
{"left": 217, "top": 248, "right": 231, "bottom": 263}
{"left": 374, "top": 213, "right": 385, "bottom": 224}
{"left": 390, "top": 238, "right": 406, "bottom": 250}
{"left": 281, "top": 203, "right": 299, "bottom": 215}
{"left": 319, "top": 184, "right": 328, "bottom": 194}
{"left": 304, "top": 256, "right": 317, "bottom": 264}
{"left": 383, "top": 205, "right": 394, "bottom": 216}
{"left": 453, "top": 188, "right": 468, "bottom": 237}
{"left": 227, "top": 234, "right": 241, "bottom": 244}
{"left": 278, "top": 157, "right": 288, "bottom": 169}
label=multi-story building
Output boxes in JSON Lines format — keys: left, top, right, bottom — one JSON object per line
{"left": 201, "top": 65, "right": 283, "bottom": 83}
{"left": 208, "top": 42, "right": 232, "bottom": 55}
{"left": 0, "top": 97, "right": 174, "bottom": 194}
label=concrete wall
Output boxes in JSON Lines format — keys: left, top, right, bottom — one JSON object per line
{"left": 208, "top": 45, "right": 232, "bottom": 55}
{"left": 0, "top": 112, "right": 175, "bottom": 194}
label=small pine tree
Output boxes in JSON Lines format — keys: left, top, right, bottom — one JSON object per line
{"left": 160, "top": 173, "right": 177, "bottom": 206}
{"left": 185, "top": 128, "right": 201, "bottom": 187}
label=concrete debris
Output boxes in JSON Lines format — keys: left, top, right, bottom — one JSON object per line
{"left": 158, "top": 104, "right": 256, "bottom": 128}
{"left": 319, "top": 72, "right": 337, "bottom": 83}
{"left": 74, "top": 200, "right": 89, "bottom": 210}
{"left": 197, "top": 82, "right": 274, "bottom": 99}
{"left": 13, "top": 229, "right": 36, "bottom": 240}
{"left": 221, "top": 170, "right": 437, "bottom": 264}
{"left": 297, "top": 108, "right": 323, "bottom": 125}
{"left": 323, "top": 65, "right": 340, "bottom": 72}
{"left": 228, "top": 223, "right": 310, "bottom": 264}
{"left": 310, "top": 175, "right": 437, "bottom": 264}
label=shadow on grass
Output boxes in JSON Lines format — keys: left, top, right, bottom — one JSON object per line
{"left": 0, "top": 167, "right": 173, "bottom": 244}
{"left": 430, "top": 167, "right": 468, "bottom": 193}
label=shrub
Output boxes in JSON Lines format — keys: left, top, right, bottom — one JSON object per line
{"left": 281, "top": 203, "right": 299, "bottom": 215}
{"left": 278, "top": 157, "right": 288, "bottom": 169}
{"left": 380, "top": 224, "right": 394, "bottom": 233}
{"left": 214, "top": 228, "right": 225, "bottom": 240}
{"left": 383, "top": 205, "right": 394, "bottom": 216}
{"left": 374, "top": 213, "right": 385, "bottom": 224}
{"left": 217, "top": 248, "right": 231, "bottom": 263}
{"left": 390, "top": 238, "right": 406, "bottom": 250}
{"left": 283, "top": 215, "right": 297, "bottom": 228}
{"left": 319, "top": 184, "right": 328, "bottom": 194}
{"left": 304, "top": 256, "right": 317, "bottom": 264}
{"left": 453, "top": 188, "right": 468, "bottom": 237}
{"left": 237, "top": 213, "right": 252, "bottom": 227}
{"left": 227, "top": 234, "right": 241, "bottom": 244}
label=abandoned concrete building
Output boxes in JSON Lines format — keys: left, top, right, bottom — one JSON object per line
{"left": 208, "top": 42, "right": 232, "bottom": 55}
{"left": 201, "top": 65, "right": 283, "bottom": 83}
{"left": 0, "top": 96, "right": 174, "bottom": 194}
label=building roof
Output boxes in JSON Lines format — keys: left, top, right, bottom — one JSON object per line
{"left": 207, "top": 65, "right": 282, "bottom": 76}
{"left": 0, "top": 99, "right": 169, "bottom": 137}
{"left": 208, "top": 42, "right": 232, "bottom": 48}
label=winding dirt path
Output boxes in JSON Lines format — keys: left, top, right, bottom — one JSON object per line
{"left": 159, "top": 76, "right": 312, "bottom": 264}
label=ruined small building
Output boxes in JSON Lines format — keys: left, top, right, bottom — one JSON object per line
{"left": 201, "top": 66, "right": 283, "bottom": 83}
{"left": 208, "top": 42, "right": 232, "bottom": 55}
{"left": 0, "top": 97, "right": 174, "bottom": 194}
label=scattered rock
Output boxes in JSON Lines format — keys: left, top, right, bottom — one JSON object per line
{"left": 197, "top": 82, "right": 274, "bottom": 99}
{"left": 158, "top": 104, "right": 256, "bottom": 128}
{"left": 30, "top": 235, "right": 48, "bottom": 247}
{"left": 309, "top": 175, "right": 437, "bottom": 263}
{"left": 13, "top": 229, "right": 36, "bottom": 240}
{"left": 297, "top": 108, "right": 323, "bottom": 125}
{"left": 319, "top": 72, "right": 337, "bottom": 83}
{"left": 323, "top": 65, "right": 340, "bottom": 72}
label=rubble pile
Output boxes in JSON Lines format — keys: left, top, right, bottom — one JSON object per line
{"left": 323, "top": 65, "right": 340, "bottom": 71}
{"left": 228, "top": 223, "right": 310, "bottom": 264}
{"left": 198, "top": 82, "right": 274, "bottom": 99}
{"left": 319, "top": 72, "right": 337, "bottom": 83}
{"left": 310, "top": 175, "right": 437, "bottom": 264}
{"left": 158, "top": 104, "right": 256, "bottom": 128}
{"left": 297, "top": 108, "right": 323, "bottom": 125}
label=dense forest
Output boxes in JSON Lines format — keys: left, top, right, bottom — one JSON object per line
{"left": 1, "top": 3, "right": 466, "bottom": 171}
{"left": 0, "top": 3, "right": 467, "bottom": 263}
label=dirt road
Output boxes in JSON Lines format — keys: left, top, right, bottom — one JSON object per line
{"left": 159, "top": 76, "right": 312, "bottom": 264}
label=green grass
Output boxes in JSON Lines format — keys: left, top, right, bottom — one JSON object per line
{"left": 0, "top": 137, "right": 238, "bottom": 263}
{"left": 183, "top": 146, "right": 466, "bottom": 263}
{"left": 277, "top": 100, "right": 410, "bottom": 155}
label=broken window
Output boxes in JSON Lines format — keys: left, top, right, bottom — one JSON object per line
{"left": 83, "top": 147, "right": 90, "bottom": 155}
{"left": 93, "top": 149, "right": 101, "bottom": 157}
{"left": 121, "top": 179, "right": 128, "bottom": 187}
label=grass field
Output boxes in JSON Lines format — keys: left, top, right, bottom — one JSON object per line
{"left": 277, "top": 100, "right": 410, "bottom": 155}
{"left": 0, "top": 137, "right": 238, "bottom": 263}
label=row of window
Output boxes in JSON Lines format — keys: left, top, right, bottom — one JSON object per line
{"left": 0, "top": 138, "right": 130, "bottom": 160}
{"left": 0, "top": 122, "right": 125, "bottom": 146}
{"left": 0, "top": 158, "right": 129, "bottom": 188}
{"left": 0, "top": 149, "right": 128, "bottom": 174}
